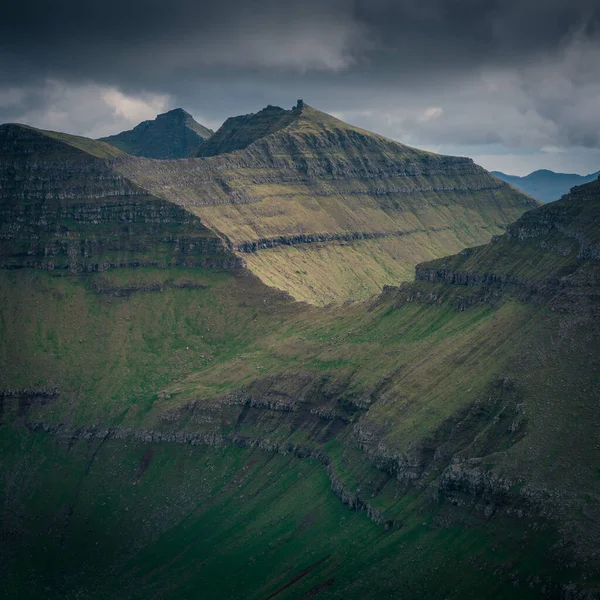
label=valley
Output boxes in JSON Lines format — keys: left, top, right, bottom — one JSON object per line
{"left": 0, "top": 106, "right": 599, "bottom": 599}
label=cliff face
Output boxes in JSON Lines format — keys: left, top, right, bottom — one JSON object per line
{"left": 115, "top": 102, "right": 538, "bottom": 304}
{"left": 414, "top": 177, "right": 600, "bottom": 302}
{"left": 100, "top": 108, "right": 213, "bottom": 159}
{"left": 0, "top": 124, "right": 240, "bottom": 271}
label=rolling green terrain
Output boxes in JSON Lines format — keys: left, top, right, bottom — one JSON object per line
{"left": 1, "top": 115, "right": 599, "bottom": 599}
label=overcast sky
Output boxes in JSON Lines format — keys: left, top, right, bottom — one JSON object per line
{"left": 1, "top": 0, "right": 600, "bottom": 175}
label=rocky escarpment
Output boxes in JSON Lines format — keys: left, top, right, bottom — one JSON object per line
{"left": 0, "top": 124, "right": 140, "bottom": 201}
{"left": 235, "top": 226, "right": 455, "bottom": 253}
{"left": 0, "top": 124, "right": 241, "bottom": 271}
{"left": 408, "top": 179, "right": 600, "bottom": 306}
{"left": 0, "top": 193, "right": 240, "bottom": 271}
{"left": 505, "top": 177, "right": 600, "bottom": 260}
{"left": 100, "top": 108, "right": 213, "bottom": 159}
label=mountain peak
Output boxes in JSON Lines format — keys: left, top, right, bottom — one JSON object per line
{"left": 156, "top": 108, "right": 192, "bottom": 120}
{"left": 194, "top": 99, "right": 384, "bottom": 158}
{"left": 99, "top": 109, "right": 213, "bottom": 159}
{"left": 194, "top": 102, "right": 302, "bottom": 157}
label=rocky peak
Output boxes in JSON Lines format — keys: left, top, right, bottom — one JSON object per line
{"left": 195, "top": 103, "right": 301, "bottom": 157}
{"left": 99, "top": 108, "right": 213, "bottom": 159}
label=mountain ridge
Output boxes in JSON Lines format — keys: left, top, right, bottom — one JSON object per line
{"left": 492, "top": 168, "right": 600, "bottom": 203}
{"left": 113, "top": 101, "right": 537, "bottom": 303}
{"left": 99, "top": 108, "right": 213, "bottom": 159}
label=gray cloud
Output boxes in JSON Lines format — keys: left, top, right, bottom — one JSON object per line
{"left": 1, "top": 0, "right": 600, "bottom": 174}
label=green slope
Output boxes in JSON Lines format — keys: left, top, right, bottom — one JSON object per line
{"left": 1, "top": 179, "right": 599, "bottom": 598}
{"left": 115, "top": 102, "right": 538, "bottom": 304}
{"left": 0, "top": 123, "right": 125, "bottom": 159}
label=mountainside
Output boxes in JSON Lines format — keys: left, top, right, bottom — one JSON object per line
{"left": 99, "top": 108, "right": 213, "bottom": 159}
{"left": 493, "top": 168, "right": 600, "bottom": 203}
{"left": 0, "top": 123, "right": 239, "bottom": 272}
{"left": 116, "top": 101, "right": 538, "bottom": 304}
{"left": 1, "top": 103, "right": 599, "bottom": 600}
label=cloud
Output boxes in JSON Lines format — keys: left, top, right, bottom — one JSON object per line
{"left": 0, "top": 80, "right": 171, "bottom": 138}
{"left": 0, "top": 0, "right": 599, "bottom": 174}
{"left": 102, "top": 89, "right": 170, "bottom": 123}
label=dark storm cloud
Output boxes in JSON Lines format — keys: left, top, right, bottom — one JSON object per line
{"left": 1, "top": 0, "right": 600, "bottom": 172}
{"left": 1, "top": 0, "right": 599, "bottom": 84}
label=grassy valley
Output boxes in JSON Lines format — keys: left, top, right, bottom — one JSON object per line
{"left": 1, "top": 113, "right": 599, "bottom": 599}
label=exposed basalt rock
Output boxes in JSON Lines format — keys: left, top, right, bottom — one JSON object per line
{"left": 503, "top": 179, "right": 600, "bottom": 260}
{"left": 0, "top": 387, "right": 59, "bottom": 397}
{"left": 401, "top": 181, "right": 600, "bottom": 309}
{"left": 351, "top": 378, "right": 529, "bottom": 502}
{"left": 0, "top": 388, "right": 59, "bottom": 422}
{"left": 0, "top": 194, "right": 241, "bottom": 271}
{"left": 88, "top": 279, "right": 208, "bottom": 296}
{"left": 0, "top": 124, "right": 141, "bottom": 201}
{"left": 25, "top": 419, "right": 390, "bottom": 527}
{"left": 236, "top": 226, "right": 453, "bottom": 253}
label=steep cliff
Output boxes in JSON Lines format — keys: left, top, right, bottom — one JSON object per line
{"left": 100, "top": 108, "right": 213, "bottom": 159}
{"left": 415, "top": 176, "right": 600, "bottom": 298}
{"left": 0, "top": 123, "right": 240, "bottom": 271}
{"left": 116, "top": 101, "right": 538, "bottom": 304}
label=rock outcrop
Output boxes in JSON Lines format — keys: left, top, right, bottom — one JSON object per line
{"left": 0, "top": 124, "right": 240, "bottom": 271}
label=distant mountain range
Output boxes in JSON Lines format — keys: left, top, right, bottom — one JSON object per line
{"left": 492, "top": 168, "right": 600, "bottom": 203}
{"left": 99, "top": 108, "right": 213, "bottom": 159}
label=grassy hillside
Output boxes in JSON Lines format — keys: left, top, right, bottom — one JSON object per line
{"left": 0, "top": 123, "right": 125, "bottom": 159}
{"left": 1, "top": 178, "right": 599, "bottom": 597}
{"left": 116, "top": 102, "right": 537, "bottom": 304}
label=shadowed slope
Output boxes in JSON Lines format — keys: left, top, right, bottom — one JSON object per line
{"left": 100, "top": 108, "right": 213, "bottom": 159}
{"left": 0, "top": 123, "right": 239, "bottom": 271}
{"left": 0, "top": 123, "right": 125, "bottom": 159}
{"left": 1, "top": 179, "right": 599, "bottom": 598}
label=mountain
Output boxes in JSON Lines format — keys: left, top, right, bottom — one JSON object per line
{"left": 99, "top": 108, "right": 213, "bottom": 159}
{"left": 116, "top": 100, "right": 537, "bottom": 304}
{"left": 1, "top": 110, "right": 599, "bottom": 600}
{"left": 492, "top": 168, "right": 600, "bottom": 203}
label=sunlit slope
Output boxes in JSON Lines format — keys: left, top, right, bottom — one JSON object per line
{"left": 116, "top": 102, "right": 537, "bottom": 304}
